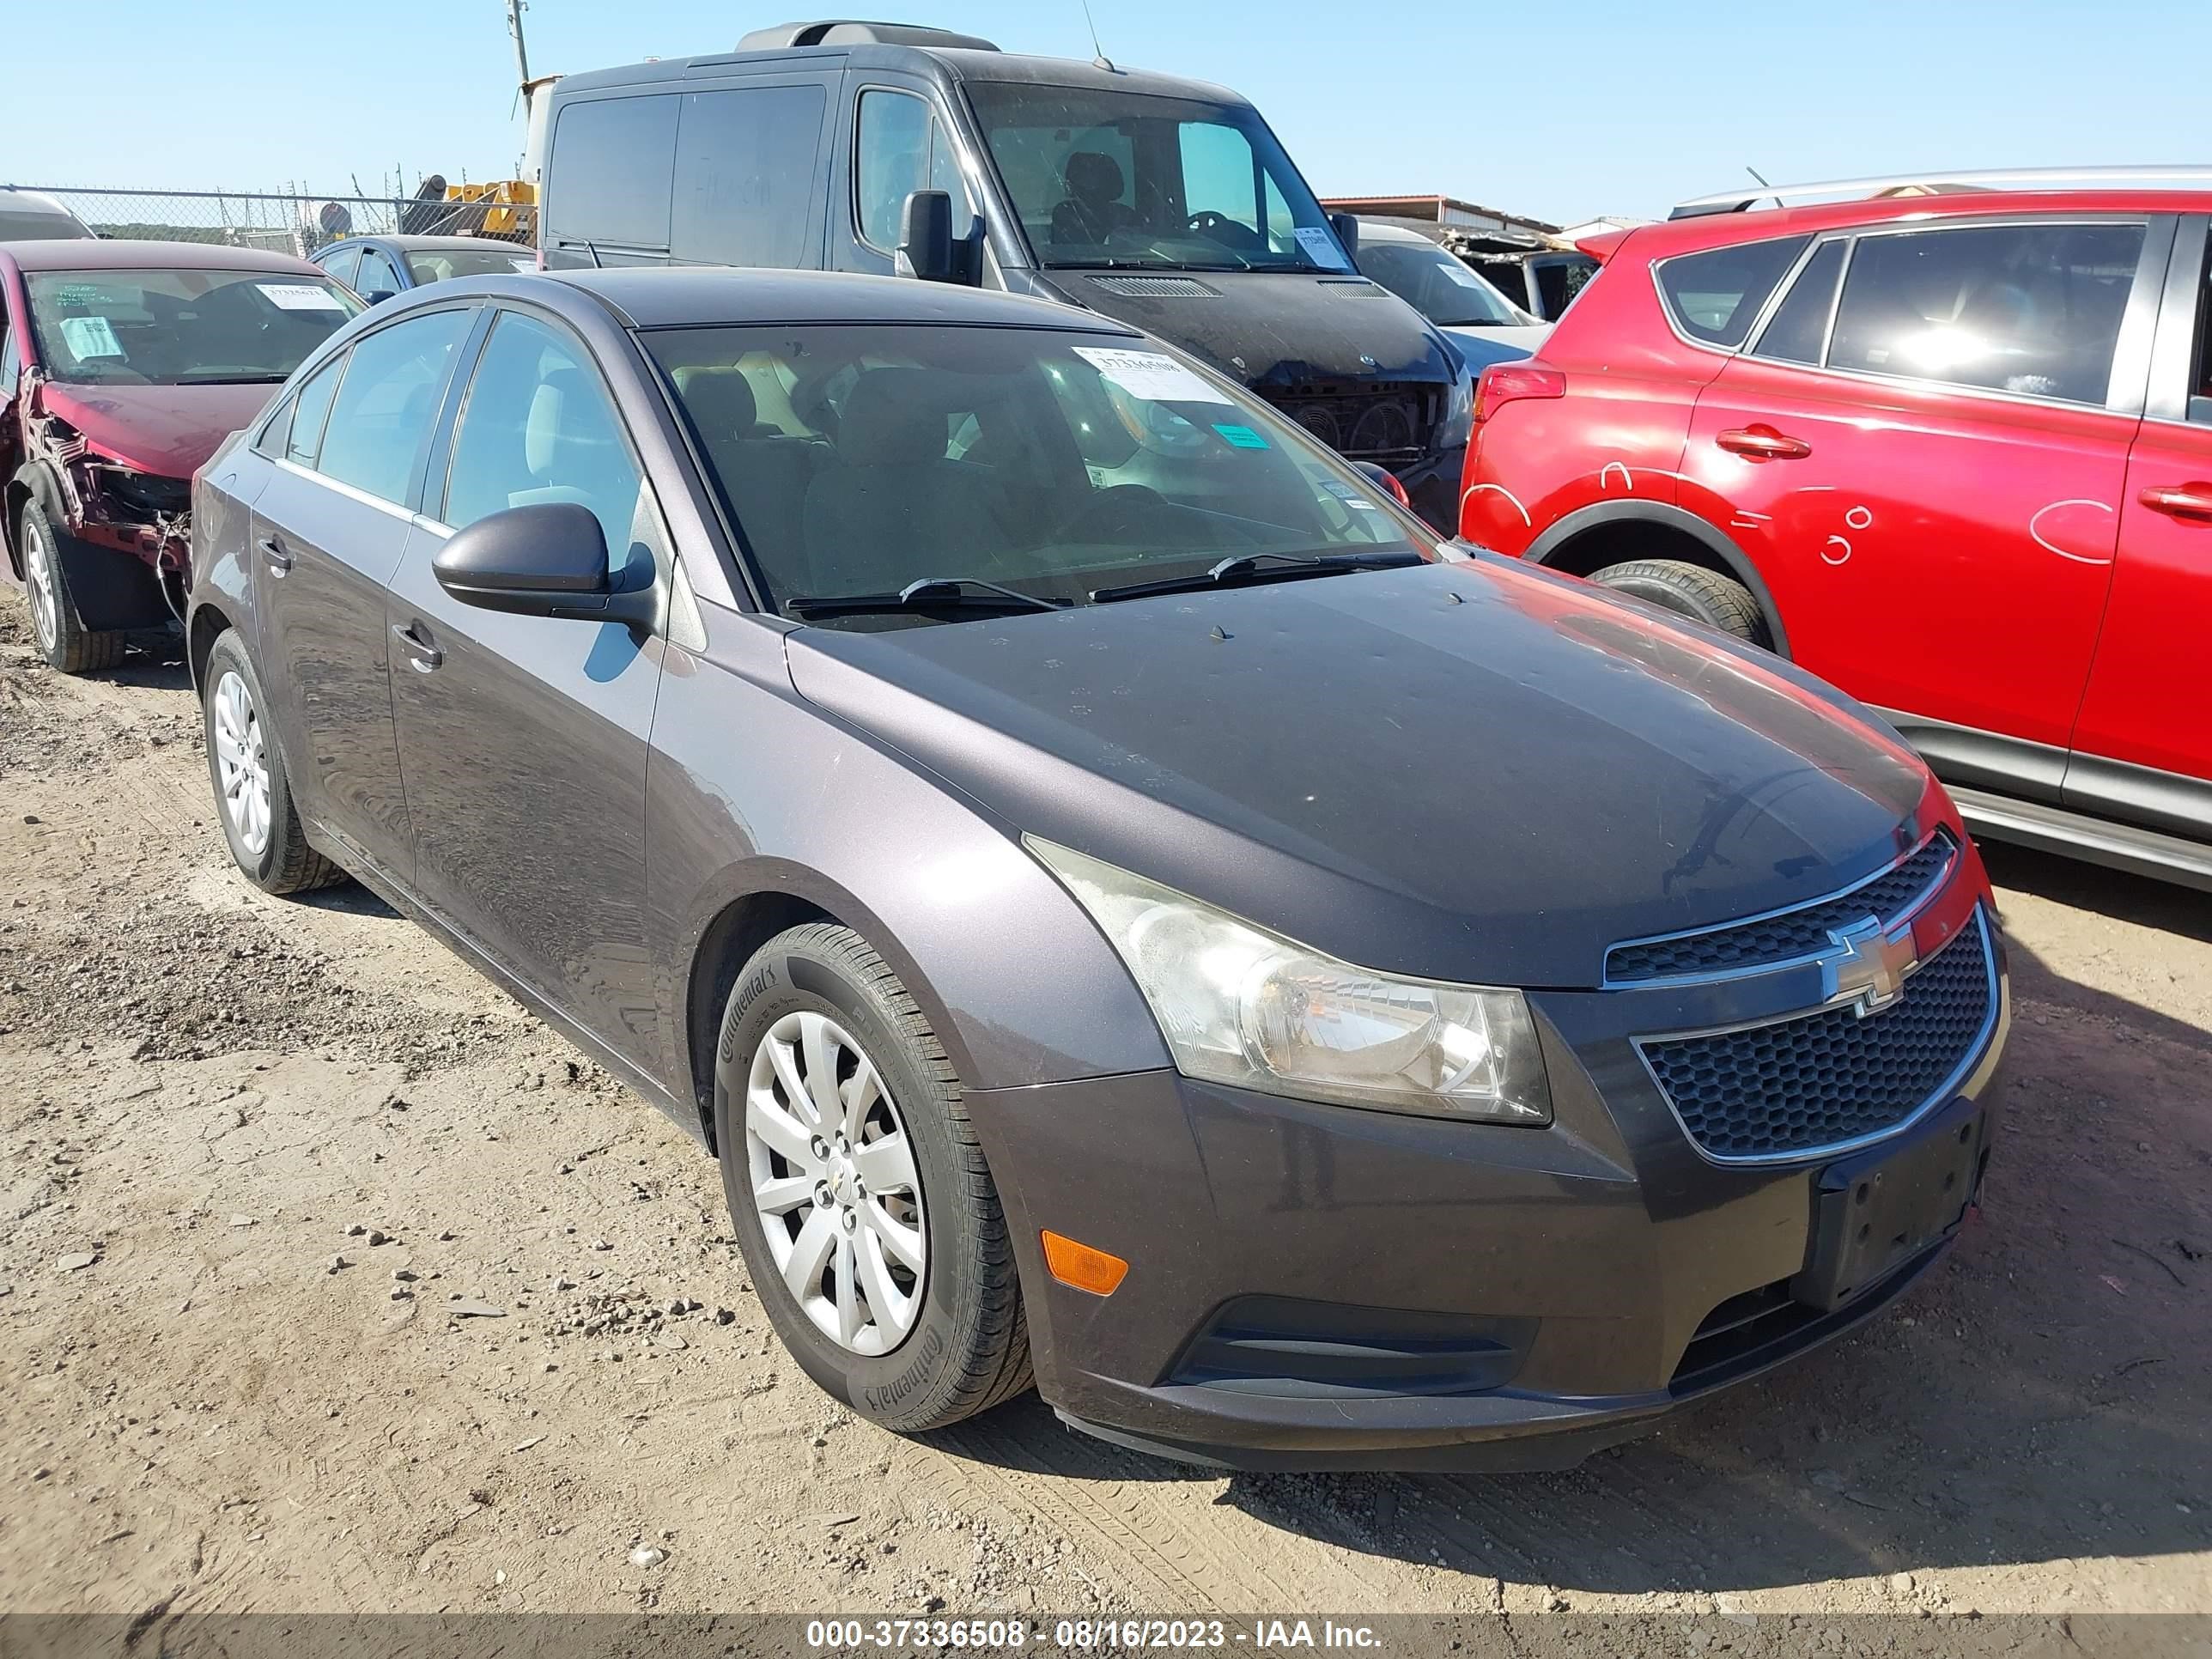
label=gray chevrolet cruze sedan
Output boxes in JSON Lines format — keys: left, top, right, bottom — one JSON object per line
{"left": 189, "top": 269, "right": 2008, "bottom": 1470}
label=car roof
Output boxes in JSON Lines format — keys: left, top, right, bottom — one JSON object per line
{"left": 337, "top": 234, "right": 531, "bottom": 254}
{"left": 556, "top": 43, "right": 1240, "bottom": 107}
{"left": 1354, "top": 221, "right": 1448, "bottom": 246}
{"left": 0, "top": 187, "right": 78, "bottom": 215}
{"left": 0, "top": 238, "right": 325, "bottom": 274}
{"left": 537, "top": 266, "right": 1144, "bottom": 332}
{"left": 1622, "top": 186, "right": 2212, "bottom": 263}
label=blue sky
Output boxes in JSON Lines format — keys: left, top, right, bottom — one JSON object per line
{"left": 6, "top": 0, "right": 2203, "bottom": 225}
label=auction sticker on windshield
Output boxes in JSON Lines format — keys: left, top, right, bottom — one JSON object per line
{"left": 58, "top": 316, "right": 124, "bottom": 358}
{"left": 1072, "top": 347, "right": 1232, "bottom": 404}
{"left": 258, "top": 283, "right": 347, "bottom": 311}
{"left": 1293, "top": 225, "right": 1352, "bottom": 270}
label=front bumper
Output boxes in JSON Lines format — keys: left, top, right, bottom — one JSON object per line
{"left": 963, "top": 915, "right": 2008, "bottom": 1473}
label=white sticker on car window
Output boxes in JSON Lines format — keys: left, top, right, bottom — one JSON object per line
{"left": 509, "top": 257, "right": 537, "bottom": 273}
{"left": 1439, "top": 259, "right": 1489, "bottom": 288}
{"left": 59, "top": 316, "right": 123, "bottom": 358}
{"left": 1294, "top": 225, "right": 1352, "bottom": 270}
{"left": 258, "top": 283, "right": 347, "bottom": 311}
{"left": 1073, "top": 346, "right": 1235, "bottom": 405}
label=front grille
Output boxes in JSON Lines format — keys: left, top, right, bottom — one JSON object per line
{"left": 1261, "top": 380, "right": 1438, "bottom": 462}
{"left": 1640, "top": 915, "right": 1994, "bottom": 1161}
{"left": 1607, "top": 835, "right": 1954, "bottom": 983}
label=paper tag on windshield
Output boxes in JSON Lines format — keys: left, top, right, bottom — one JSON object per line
{"left": 1073, "top": 346, "right": 1233, "bottom": 405}
{"left": 258, "top": 283, "right": 346, "bottom": 311}
{"left": 59, "top": 316, "right": 123, "bottom": 359}
{"left": 509, "top": 257, "right": 537, "bottom": 273}
{"left": 1294, "top": 225, "right": 1352, "bottom": 270}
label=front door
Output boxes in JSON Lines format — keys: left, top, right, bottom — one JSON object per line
{"left": 386, "top": 307, "right": 666, "bottom": 1073}
{"left": 252, "top": 305, "right": 474, "bottom": 875}
{"left": 2067, "top": 216, "right": 2212, "bottom": 830}
{"left": 834, "top": 77, "right": 979, "bottom": 276}
{"left": 1684, "top": 217, "right": 2164, "bottom": 769}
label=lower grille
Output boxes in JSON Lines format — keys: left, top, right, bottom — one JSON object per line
{"left": 1261, "top": 380, "right": 1438, "bottom": 464}
{"left": 1640, "top": 914, "right": 1996, "bottom": 1162}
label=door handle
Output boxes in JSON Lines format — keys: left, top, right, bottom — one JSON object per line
{"left": 1717, "top": 425, "right": 1813, "bottom": 461}
{"left": 2138, "top": 482, "right": 2212, "bottom": 522}
{"left": 390, "top": 621, "right": 443, "bottom": 672}
{"left": 257, "top": 535, "right": 295, "bottom": 573}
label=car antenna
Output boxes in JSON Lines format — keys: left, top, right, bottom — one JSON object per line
{"left": 1080, "top": 0, "right": 1116, "bottom": 71}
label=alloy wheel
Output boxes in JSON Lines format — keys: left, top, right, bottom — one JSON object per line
{"left": 210, "top": 669, "right": 272, "bottom": 857}
{"left": 21, "top": 514, "right": 60, "bottom": 654}
{"left": 744, "top": 1010, "right": 927, "bottom": 1357}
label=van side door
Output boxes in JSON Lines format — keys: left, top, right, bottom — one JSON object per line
{"left": 541, "top": 93, "right": 680, "bottom": 270}
{"left": 830, "top": 73, "right": 981, "bottom": 277}
{"left": 669, "top": 74, "right": 838, "bottom": 272}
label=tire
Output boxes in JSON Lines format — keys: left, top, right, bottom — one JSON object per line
{"left": 714, "top": 923, "right": 1031, "bottom": 1432}
{"left": 1590, "top": 557, "right": 1773, "bottom": 649}
{"left": 200, "top": 629, "right": 343, "bottom": 896}
{"left": 17, "top": 495, "right": 127, "bottom": 675}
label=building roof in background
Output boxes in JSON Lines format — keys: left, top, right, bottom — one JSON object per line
{"left": 1321, "top": 193, "right": 1560, "bottom": 236}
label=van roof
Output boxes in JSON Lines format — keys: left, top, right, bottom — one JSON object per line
{"left": 553, "top": 41, "right": 1242, "bottom": 108}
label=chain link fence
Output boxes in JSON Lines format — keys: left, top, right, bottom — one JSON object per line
{"left": 17, "top": 186, "right": 536, "bottom": 258}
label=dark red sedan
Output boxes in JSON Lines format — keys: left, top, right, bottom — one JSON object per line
{"left": 1, "top": 240, "right": 359, "bottom": 671}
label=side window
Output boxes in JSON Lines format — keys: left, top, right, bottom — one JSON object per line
{"left": 545, "top": 95, "right": 679, "bottom": 252}
{"left": 1753, "top": 240, "right": 1848, "bottom": 366}
{"left": 855, "top": 89, "right": 972, "bottom": 252}
{"left": 1826, "top": 222, "right": 2146, "bottom": 404}
{"left": 283, "top": 352, "right": 345, "bottom": 468}
{"left": 355, "top": 249, "right": 402, "bottom": 299}
{"left": 321, "top": 245, "right": 364, "bottom": 288}
{"left": 313, "top": 309, "right": 471, "bottom": 504}
{"left": 1656, "top": 236, "right": 1812, "bottom": 348}
{"left": 254, "top": 392, "right": 295, "bottom": 458}
{"left": 442, "top": 311, "right": 647, "bottom": 573}
{"left": 673, "top": 85, "right": 828, "bottom": 268}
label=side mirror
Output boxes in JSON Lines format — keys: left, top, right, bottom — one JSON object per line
{"left": 431, "top": 501, "right": 655, "bottom": 626}
{"left": 896, "top": 189, "right": 957, "bottom": 283}
{"left": 363, "top": 289, "right": 398, "bottom": 306}
{"left": 1327, "top": 212, "right": 1360, "bottom": 262}
{"left": 1350, "top": 460, "right": 1411, "bottom": 507}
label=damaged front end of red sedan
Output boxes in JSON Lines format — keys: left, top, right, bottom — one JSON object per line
{"left": 1, "top": 241, "right": 358, "bottom": 672}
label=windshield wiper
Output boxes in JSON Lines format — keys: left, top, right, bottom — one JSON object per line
{"left": 783, "top": 575, "right": 1069, "bottom": 621}
{"left": 175, "top": 374, "right": 289, "bottom": 385}
{"left": 1088, "top": 548, "right": 1425, "bottom": 605}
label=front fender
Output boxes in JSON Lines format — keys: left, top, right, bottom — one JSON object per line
{"left": 646, "top": 604, "right": 1171, "bottom": 1116}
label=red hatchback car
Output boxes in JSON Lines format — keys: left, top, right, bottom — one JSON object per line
{"left": 1459, "top": 170, "right": 2212, "bottom": 890}
{"left": 1, "top": 240, "right": 359, "bottom": 672}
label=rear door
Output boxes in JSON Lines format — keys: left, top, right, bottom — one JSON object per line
{"left": 386, "top": 305, "right": 667, "bottom": 1070}
{"left": 668, "top": 75, "right": 836, "bottom": 270}
{"left": 1682, "top": 215, "right": 2168, "bottom": 781}
{"left": 250, "top": 304, "right": 475, "bottom": 875}
{"left": 2065, "top": 214, "right": 2212, "bottom": 835}
{"left": 540, "top": 93, "right": 679, "bottom": 270}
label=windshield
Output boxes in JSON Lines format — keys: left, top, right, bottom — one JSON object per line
{"left": 647, "top": 323, "right": 1431, "bottom": 628}
{"left": 964, "top": 83, "right": 1350, "bottom": 275}
{"left": 0, "top": 209, "right": 88, "bottom": 241}
{"left": 1358, "top": 239, "right": 1532, "bottom": 327}
{"left": 404, "top": 246, "right": 538, "bottom": 284}
{"left": 26, "top": 269, "right": 362, "bottom": 386}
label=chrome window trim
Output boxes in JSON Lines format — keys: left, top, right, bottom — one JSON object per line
{"left": 1602, "top": 829, "right": 1954, "bottom": 989}
{"left": 270, "top": 454, "right": 416, "bottom": 523}
{"left": 1648, "top": 233, "right": 1814, "bottom": 358}
{"left": 1633, "top": 907, "right": 2002, "bottom": 1170}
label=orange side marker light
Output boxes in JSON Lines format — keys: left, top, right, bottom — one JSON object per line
{"left": 1042, "top": 1231, "right": 1127, "bottom": 1297}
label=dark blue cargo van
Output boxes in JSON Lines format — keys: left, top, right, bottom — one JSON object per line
{"left": 538, "top": 20, "right": 1473, "bottom": 526}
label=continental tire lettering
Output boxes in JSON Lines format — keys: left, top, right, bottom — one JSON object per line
{"left": 720, "top": 963, "right": 779, "bottom": 1061}
{"left": 864, "top": 1322, "right": 945, "bottom": 1413}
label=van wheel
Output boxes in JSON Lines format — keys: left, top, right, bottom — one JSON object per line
{"left": 714, "top": 923, "right": 1031, "bottom": 1433}
{"left": 18, "top": 496, "right": 127, "bottom": 675}
{"left": 201, "top": 629, "right": 343, "bottom": 895}
{"left": 1590, "top": 558, "right": 1772, "bottom": 649}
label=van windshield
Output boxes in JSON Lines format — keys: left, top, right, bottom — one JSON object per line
{"left": 963, "top": 82, "right": 1350, "bottom": 276}
{"left": 647, "top": 322, "right": 1429, "bottom": 628}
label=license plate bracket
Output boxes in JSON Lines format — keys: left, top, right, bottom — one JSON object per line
{"left": 1790, "top": 1097, "right": 1986, "bottom": 1313}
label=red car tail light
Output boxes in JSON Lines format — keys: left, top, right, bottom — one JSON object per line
{"left": 1474, "top": 363, "right": 1565, "bottom": 425}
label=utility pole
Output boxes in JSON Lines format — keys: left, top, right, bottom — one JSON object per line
{"left": 507, "top": 0, "right": 532, "bottom": 94}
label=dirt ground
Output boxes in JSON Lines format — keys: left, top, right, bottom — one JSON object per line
{"left": 1, "top": 594, "right": 2206, "bottom": 1635}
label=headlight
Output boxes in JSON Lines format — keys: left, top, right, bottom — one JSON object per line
{"left": 1029, "top": 838, "right": 1551, "bottom": 1124}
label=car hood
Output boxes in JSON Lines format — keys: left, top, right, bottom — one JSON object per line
{"left": 1036, "top": 269, "right": 1457, "bottom": 392}
{"left": 34, "top": 380, "right": 278, "bottom": 477}
{"left": 783, "top": 559, "right": 1938, "bottom": 988}
{"left": 1441, "top": 323, "right": 1551, "bottom": 364}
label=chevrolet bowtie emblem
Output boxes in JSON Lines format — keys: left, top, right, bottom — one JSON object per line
{"left": 1821, "top": 916, "right": 1919, "bottom": 1018}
